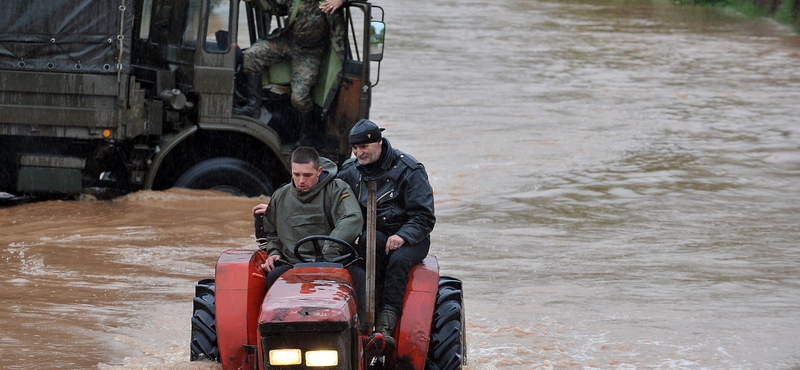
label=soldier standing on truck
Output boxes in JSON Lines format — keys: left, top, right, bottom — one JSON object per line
{"left": 237, "top": 0, "right": 346, "bottom": 147}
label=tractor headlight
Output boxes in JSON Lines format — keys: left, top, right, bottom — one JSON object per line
{"left": 269, "top": 349, "right": 302, "bottom": 366}
{"left": 306, "top": 350, "right": 339, "bottom": 367}
{"left": 261, "top": 321, "right": 355, "bottom": 369}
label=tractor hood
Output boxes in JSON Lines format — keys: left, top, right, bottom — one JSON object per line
{"left": 258, "top": 266, "right": 358, "bottom": 329}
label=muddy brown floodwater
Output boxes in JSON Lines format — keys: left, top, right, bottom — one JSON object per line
{"left": 2, "top": 0, "right": 800, "bottom": 369}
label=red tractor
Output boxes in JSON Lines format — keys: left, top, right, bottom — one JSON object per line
{"left": 190, "top": 235, "right": 466, "bottom": 370}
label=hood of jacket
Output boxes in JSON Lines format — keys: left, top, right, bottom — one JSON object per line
{"left": 292, "top": 156, "right": 338, "bottom": 202}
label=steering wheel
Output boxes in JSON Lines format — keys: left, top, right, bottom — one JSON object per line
{"left": 293, "top": 235, "right": 362, "bottom": 267}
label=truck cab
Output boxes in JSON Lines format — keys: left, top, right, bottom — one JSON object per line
{"left": 0, "top": 0, "right": 385, "bottom": 200}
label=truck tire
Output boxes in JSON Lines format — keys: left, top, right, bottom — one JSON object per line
{"left": 174, "top": 157, "right": 274, "bottom": 197}
{"left": 190, "top": 278, "right": 220, "bottom": 362}
{"left": 425, "top": 276, "right": 466, "bottom": 370}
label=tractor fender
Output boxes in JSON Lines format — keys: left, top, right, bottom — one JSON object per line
{"left": 214, "top": 249, "right": 267, "bottom": 370}
{"left": 394, "top": 255, "right": 440, "bottom": 370}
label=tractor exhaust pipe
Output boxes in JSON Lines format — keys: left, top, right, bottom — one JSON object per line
{"left": 365, "top": 181, "right": 377, "bottom": 331}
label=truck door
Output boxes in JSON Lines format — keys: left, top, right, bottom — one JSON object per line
{"left": 133, "top": 0, "right": 201, "bottom": 97}
{"left": 192, "top": 0, "right": 237, "bottom": 119}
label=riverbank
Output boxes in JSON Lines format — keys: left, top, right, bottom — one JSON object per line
{"left": 676, "top": 0, "right": 800, "bottom": 32}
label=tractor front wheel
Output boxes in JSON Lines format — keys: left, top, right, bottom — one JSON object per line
{"left": 190, "top": 278, "right": 220, "bottom": 362}
{"left": 425, "top": 276, "right": 466, "bottom": 370}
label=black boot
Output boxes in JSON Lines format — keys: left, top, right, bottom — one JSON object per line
{"left": 233, "top": 73, "right": 262, "bottom": 119}
{"left": 291, "top": 110, "right": 319, "bottom": 149}
{"left": 364, "top": 310, "right": 397, "bottom": 358}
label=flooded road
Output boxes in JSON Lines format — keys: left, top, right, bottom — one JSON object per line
{"left": 2, "top": 0, "right": 800, "bottom": 369}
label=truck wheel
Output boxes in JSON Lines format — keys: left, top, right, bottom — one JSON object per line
{"left": 190, "top": 278, "right": 220, "bottom": 362}
{"left": 175, "top": 157, "right": 274, "bottom": 197}
{"left": 425, "top": 276, "right": 466, "bottom": 370}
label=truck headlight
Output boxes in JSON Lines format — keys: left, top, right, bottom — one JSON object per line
{"left": 269, "top": 349, "right": 302, "bottom": 365}
{"left": 306, "top": 350, "right": 338, "bottom": 367}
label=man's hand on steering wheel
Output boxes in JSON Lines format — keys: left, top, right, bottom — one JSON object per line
{"left": 294, "top": 235, "right": 362, "bottom": 267}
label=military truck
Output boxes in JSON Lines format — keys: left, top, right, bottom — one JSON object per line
{"left": 0, "top": 0, "right": 385, "bottom": 200}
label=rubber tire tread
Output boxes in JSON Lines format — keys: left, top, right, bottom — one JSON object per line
{"left": 425, "top": 276, "right": 466, "bottom": 370}
{"left": 190, "top": 278, "right": 220, "bottom": 362}
{"left": 174, "top": 157, "right": 274, "bottom": 197}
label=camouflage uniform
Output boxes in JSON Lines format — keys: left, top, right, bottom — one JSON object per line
{"left": 243, "top": 0, "right": 331, "bottom": 113}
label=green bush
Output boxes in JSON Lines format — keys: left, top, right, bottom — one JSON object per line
{"left": 674, "top": 0, "right": 799, "bottom": 32}
{"left": 671, "top": 0, "right": 729, "bottom": 5}
{"left": 774, "top": 0, "right": 797, "bottom": 24}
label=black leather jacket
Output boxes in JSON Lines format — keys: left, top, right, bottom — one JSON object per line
{"left": 338, "top": 139, "right": 436, "bottom": 245}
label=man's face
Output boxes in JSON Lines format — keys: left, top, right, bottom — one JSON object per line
{"left": 352, "top": 141, "right": 382, "bottom": 165}
{"left": 292, "top": 161, "right": 322, "bottom": 191}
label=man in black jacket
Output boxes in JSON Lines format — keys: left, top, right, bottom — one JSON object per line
{"left": 337, "top": 119, "right": 436, "bottom": 357}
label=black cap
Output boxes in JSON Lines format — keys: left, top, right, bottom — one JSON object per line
{"left": 349, "top": 119, "right": 385, "bottom": 145}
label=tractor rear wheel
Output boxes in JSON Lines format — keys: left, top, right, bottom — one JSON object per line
{"left": 425, "top": 276, "right": 466, "bottom": 370}
{"left": 190, "top": 278, "right": 220, "bottom": 362}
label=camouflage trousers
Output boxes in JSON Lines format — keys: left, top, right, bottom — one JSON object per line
{"left": 242, "top": 37, "right": 326, "bottom": 113}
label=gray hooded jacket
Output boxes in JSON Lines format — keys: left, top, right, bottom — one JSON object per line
{"left": 261, "top": 157, "right": 363, "bottom": 263}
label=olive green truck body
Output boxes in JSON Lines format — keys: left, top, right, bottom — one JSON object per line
{"left": 0, "top": 0, "right": 384, "bottom": 199}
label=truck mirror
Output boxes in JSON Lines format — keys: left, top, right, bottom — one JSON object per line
{"left": 369, "top": 21, "right": 385, "bottom": 62}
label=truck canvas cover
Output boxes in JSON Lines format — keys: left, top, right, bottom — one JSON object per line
{"left": 0, "top": 0, "right": 133, "bottom": 74}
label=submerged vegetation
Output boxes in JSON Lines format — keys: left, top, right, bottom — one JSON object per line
{"left": 673, "top": 0, "right": 800, "bottom": 32}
